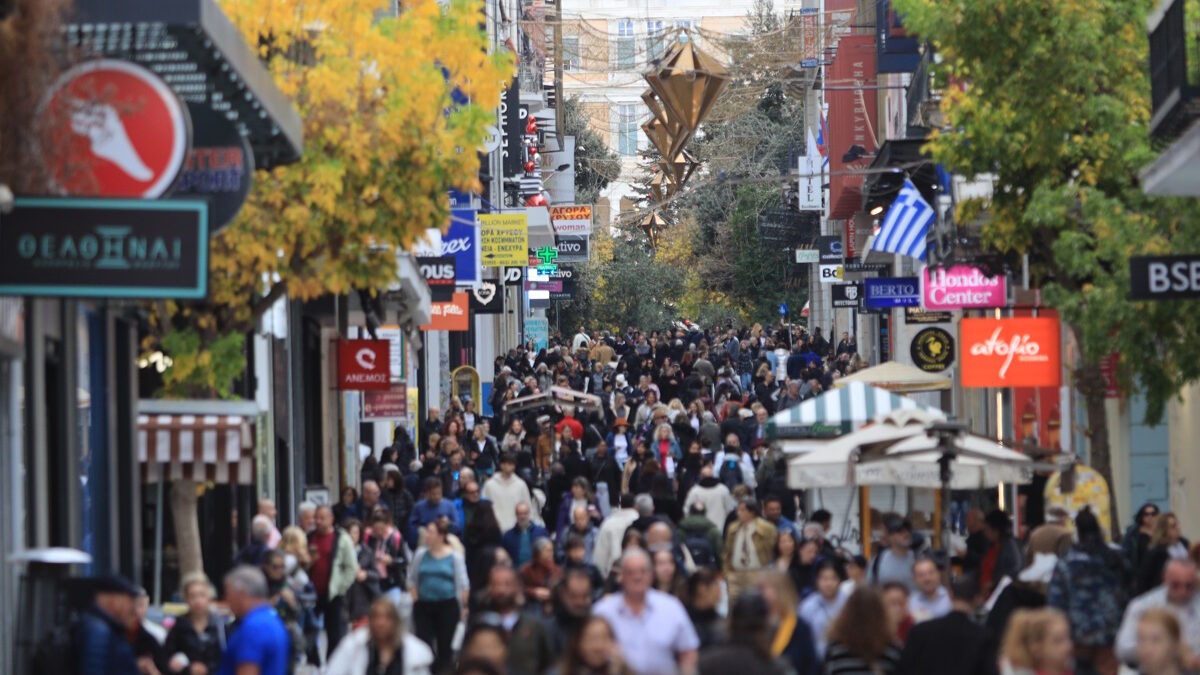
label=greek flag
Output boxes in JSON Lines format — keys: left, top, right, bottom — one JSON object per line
{"left": 873, "top": 179, "right": 934, "bottom": 261}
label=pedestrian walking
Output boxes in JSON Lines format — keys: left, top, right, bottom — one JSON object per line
{"left": 822, "top": 586, "right": 903, "bottom": 675}
{"left": 408, "top": 519, "right": 469, "bottom": 674}
{"left": 325, "top": 597, "right": 434, "bottom": 675}
{"left": 898, "top": 574, "right": 998, "bottom": 675}
{"left": 1000, "top": 608, "right": 1074, "bottom": 675}
{"left": 217, "top": 566, "right": 290, "bottom": 675}
{"left": 722, "top": 497, "right": 777, "bottom": 601}
{"left": 161, "top": 573, "right": 225, "bottom": 675}
{"left": 309, "top": 504, "right": 358, "bottom": 657}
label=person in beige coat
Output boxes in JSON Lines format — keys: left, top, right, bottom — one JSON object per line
{"left": 722, "top": 497, "right": 777, "bottom": 601}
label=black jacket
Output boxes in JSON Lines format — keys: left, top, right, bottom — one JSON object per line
{"left": 587, "top": 453, "right": 622, "bottom": 507}
{"left": 899, "top": 611, "right": 999, "bottom": 675}
{"left": 159, "top": 613, "right": 225, "bottom": 674}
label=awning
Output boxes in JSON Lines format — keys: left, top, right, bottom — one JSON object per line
{"left": 834, "top": 361, "right": 952, "bottom": 392}
{"left": 65, "top": 0, "right": 303, "bottom": 169}
{"left": 766, "top": 381, "right": 945, "bottom": 440}
{"left": 137, "top": 400, "right": 259, "bottom": 484}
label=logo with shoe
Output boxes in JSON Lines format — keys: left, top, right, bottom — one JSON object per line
{"left": 40, "top": 59, "right": 190, "bottom": 199}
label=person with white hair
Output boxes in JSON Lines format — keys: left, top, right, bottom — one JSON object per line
{"left": 235, "top": 514, "right": 276, "bottom": 567}
{"left": 218, "top": 566, "right": 290, "bottom": 674}
{"left": 297, "top": 500, "right": 318, "bottom": 533}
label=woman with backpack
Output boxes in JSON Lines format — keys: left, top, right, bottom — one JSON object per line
{"left": 364, "top": 508, "right": 409, "bottom": 607}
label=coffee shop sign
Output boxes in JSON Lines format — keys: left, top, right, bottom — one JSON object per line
{"left": 17, "top": 228, "right": 184, "bottom": 270}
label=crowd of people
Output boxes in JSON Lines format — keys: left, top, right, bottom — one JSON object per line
{"left": 60, "top": 325, "right": 1200, "bottom": 675}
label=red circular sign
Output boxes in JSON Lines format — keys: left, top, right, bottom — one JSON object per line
{"left": 40, "top": 59, "right": 190, "bottom": 198}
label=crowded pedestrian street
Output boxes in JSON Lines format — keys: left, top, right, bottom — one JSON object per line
{"left": 3, "top": 0, "right": 1200, "bottom": 674}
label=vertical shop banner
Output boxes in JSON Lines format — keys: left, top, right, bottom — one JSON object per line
{"left": 960, "top": 317, "right": 1062, "bottom": 388}
{"left": 422, "top": 292, "right": 470, "bottom": 331}
{"left": 524, "top": 317, "right": 549, "bottom": 351}
{"left": 827, "top": 35, "right": 878, "bottom": 220}
{"left": 446, "top": 209, "right": 481, "bottom": 285}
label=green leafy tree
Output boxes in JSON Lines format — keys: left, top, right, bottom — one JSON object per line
{"left": 895, "top": 0, "right": 1200, "bottom": 534}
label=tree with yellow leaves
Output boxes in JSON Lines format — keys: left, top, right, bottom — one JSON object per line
{"left": 150, "top": 0, "right": 513, "bottom": 397}
{"left": 150, "top": 0, "right": 512, "bottom": 581}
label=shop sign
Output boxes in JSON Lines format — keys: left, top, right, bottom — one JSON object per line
{"left": 421, "top": 292, "right": 470, "bottom": 332}
{"left": 864, "top": 276, "right": 920, "bottom": 308}
{"left": 555, "top": 235, "right": 589, "bottom": 263}
{"left": 549, "top": 205, "right": 593, "bottom": 236}
{"left": 818, "top": 235, "right": 844, "bottom": 263}
{"left": 921, "top": 264, "right": 1006, "bottom": 310}
{"left": 41, "top": 59, "right": 190, "bottom": 199}
{"left": 469, "top": 280, "right": 503, "bottom": 314}
{"left": 960, "top": 317, "right": 1061, "bottom": 388}
{"left": 501, "top": 267, "right": 523, "bottom": 285}
{"left": 1130, "top": 254, "right": 1200, "bottom": 300}
{"left": 905, "top": 307, "right": 952, "bottom": 324}
{"left": 844, "top": 258, "right": 889, "bottom": 273}
{"left": 831, "top": 282, "right": 861, "bottom": 308}
{"left": 174, "top": 103, "right": 254, "bottom": 232}
{"left": 338, "top": 339, "right": 391, "bottom": 390}
{"left": 524, "top": 317, "right": 549, "bottom": 351}
{"left": 480, "top": 213, "right": 529, "bottom": 267}
{"left": 500, "top": 79, "right": 525, "bottom": 176}
{"left": 0, "top": 198, "right": 207, "bottom": 299}
{"left": 910, "top": 327, "right": 954, "bottom": 373}
{"left": 533, "top": 245, "right": 559, "bottom": 275}
{"left": 445, "top": 209, "right": 481, "bottom": 284}
{"left": 362, "top": 386, "right": 408, "bottom": 420}
{"left": 819, "top": 264, "right": 844, "bottom": 284}
{"left": 549, "top": 277, "right": 576, "bottom": 301}
{"left": 795, "top": 249, "right": 820, "bottom": 264}
{"left": 417, "top": 256, "right": 457, "bottom": 301}
{"left": 525, "top": 280, "right": 563, "bottom": 293}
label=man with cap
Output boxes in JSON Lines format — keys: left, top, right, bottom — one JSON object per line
{"left": 77, "top": 574, "right": 141, "bottom": 674}
{"left": 869, "top": 516, "right": 918, "bottom": 592}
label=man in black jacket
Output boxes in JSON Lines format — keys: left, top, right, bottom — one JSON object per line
{"left": 588, "top": 440, "right": 622, "bottom": 508}
{"left": 898, "top": 574, "right": 998, "bottom": 675}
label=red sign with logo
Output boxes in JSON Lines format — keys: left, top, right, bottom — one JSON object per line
{"left": 421, "top": 292, "right": 470, "bottom": 332}
{"left": 961, "top": 318, "right": 1061, "bottom": 388}
{"left": 363, "top": 386, "right": 408, "bottom": 419}
{"left": 41, "top": 59, "right": 190, "bottom": 198}
{"left": 338, "top": 339, "right": 391, "bottom": 390}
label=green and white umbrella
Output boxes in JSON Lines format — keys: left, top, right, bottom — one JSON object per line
{"left": 766, "top": 381, "right": 945, "bottom": 440}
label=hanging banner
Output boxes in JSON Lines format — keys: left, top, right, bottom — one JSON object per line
{"left": 864, "top": 276, "right": 920, "bottom": 308}
{"left": 831, "top": 282, "right": 861, "bottom": 308}
{"left": 480, "top": 213, "right": 529, "bottom": 267}
{"left": 416, "top": 256, "right": 457, "bottom": 301}
{"left": 921, "top": 264, "right": 1007, "bottom": 310}
{"left": 524, "top": 317, "right": 549, "bottom": 351}
{"left": 338, "top": 339, "right": 391, "bottom": 390}
{"left": 910, "top": 327, "right": 954, "bottom": 373}
{"left": 960, "top": 317, "right": 1061, "bottom": 388}
{"left": 554, "top": 235, "right": 590, "bottom": 263}
{"left": 549, "top": 205, "right": 593, "bottom": 236}
{"left": 422, "top": 292, "right": 470, "bottom": 332}
{"left": 469, "top": 280, "right": 503, "bottom": 314}
{"left": 363, "top": 386, "right": 408, "bottom": 420}
{"left": 446, "top": 209, "right": 481, "bottom": 284}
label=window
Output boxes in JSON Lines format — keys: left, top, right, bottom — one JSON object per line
{"left": 646, "top": 20, "right": 665, "bottom": 61}
{"left": 617, "top": 104, "right": 639, "bottom": 156}
{"left": 675, "top": 19, "right": 695, "bottom": 44}
{"left": 615, "top": 19, "right": 635, "bottom": 69}
{"left": 563, "top": 36, "right": 581, "bottom": 71}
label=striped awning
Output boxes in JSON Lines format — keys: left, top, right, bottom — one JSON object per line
{"left": 767, "top": 381, "right": 945, "bottom": 441}
{"left": 137, "top": 414, "right": 255, "bottom": 484}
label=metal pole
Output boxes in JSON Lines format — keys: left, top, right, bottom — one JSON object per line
{"left": 153, "top": 479, "right": 163, "bottom": 606}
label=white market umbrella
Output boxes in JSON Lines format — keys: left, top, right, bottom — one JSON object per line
{"left": 768, "top": 381, "right": 946, "bottom": 441}
{"left": 833, "top": 361, "right": 952, "bottom": 393}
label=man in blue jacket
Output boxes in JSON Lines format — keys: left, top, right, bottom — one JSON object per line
{"left": 76, "top": 575, "right": 141, "bottom": 675}
{"left": 502, "top": 501, "right": 550, "bottom": 567}
{"left": 407, "top": 476, "right": 461, "bottom": 548}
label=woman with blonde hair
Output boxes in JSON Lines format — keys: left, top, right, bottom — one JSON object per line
{"left": 1139, "top": 512, "right": 1189, "bottom": 594}
{"left": 652, "top": 422, "right": 680, "bottom": 478}
{"left": 756, "top": 569, "right": 820, "bottom": 675}
{"left": 1136, "top": 608, "right": 1186, "bottom": 675}
{"left": 1001, "top": 608, "right": 1074, "bottom": 675}
{"left": 822, "top": 586, "right": 901, "bottom": 674}
{"left": 326, "top": 596, "right": 434, "bottom": 675}
{"left": 160, "top": 573, "right": 224, "bottom": 674}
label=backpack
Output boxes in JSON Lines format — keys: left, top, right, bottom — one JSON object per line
{"left": 32, "top": 619, "right": 78, "bottom": 674}
{"left": 719, "top": 458, "right": 743, "bottom": 490}
{"left": 684, "top": 531, "right": 718, "bottom": 568}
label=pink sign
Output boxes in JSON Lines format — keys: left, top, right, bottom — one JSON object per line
{"left": 921, "top": 265, "right": 1007, "bottom": 310}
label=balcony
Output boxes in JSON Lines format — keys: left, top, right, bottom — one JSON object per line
{"left": 1148, "top": 0, "right": 1200, "bottom": 140}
